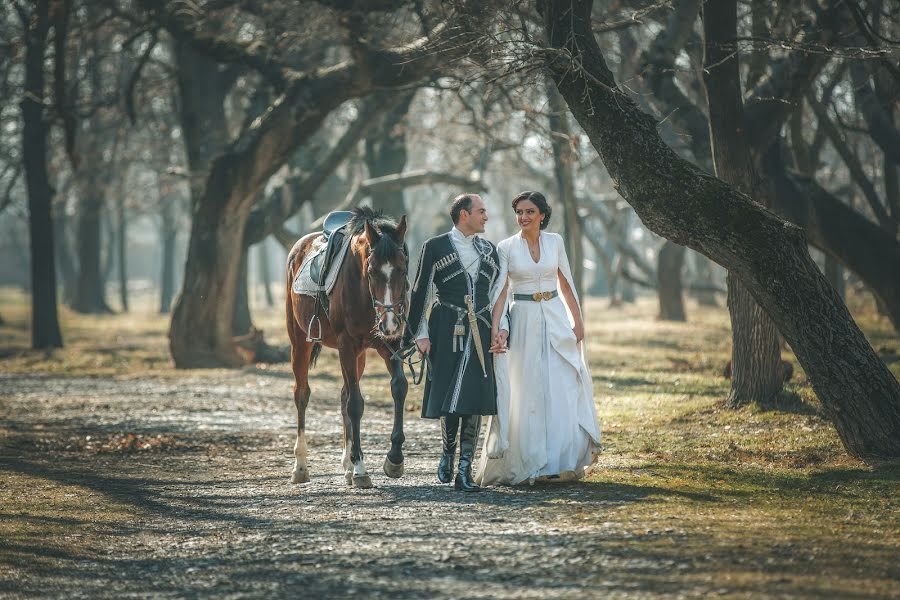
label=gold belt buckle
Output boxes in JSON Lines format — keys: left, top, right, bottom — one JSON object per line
{"left": 532, "top": 292, "right": 542, "bottom": 301}
{"left": 542, "top": 291, "right": 553, "bottom": 301}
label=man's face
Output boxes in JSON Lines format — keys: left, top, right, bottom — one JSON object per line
{"left": 462, "top": 195, "right": 488, "bottom": 234}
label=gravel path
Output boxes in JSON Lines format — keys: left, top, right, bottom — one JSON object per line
{"left": 1, "top": 370, "right": 704, "bottom": 599}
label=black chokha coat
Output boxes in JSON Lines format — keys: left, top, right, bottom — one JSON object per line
{"left": 403, "top": 232, "right": 500, "bottom": 419}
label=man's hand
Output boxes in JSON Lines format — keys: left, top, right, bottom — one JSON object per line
{"left": 416, "top": 338, "right": 431, "bottom": 355}
{"left": 489, "top": 329, "right": 509, "bottom": 354}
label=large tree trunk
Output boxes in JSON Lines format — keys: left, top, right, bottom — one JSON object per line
{"left": 703, "top": 0, "right": 782, "bottom": 407}
{"left": 546, "top": 81, "right": 584, "bottom": 297}
{"left": 364, "top": 92, "right": 415, "bottom": 216}
{"left": 71, "top": 177, "right": 112, "bottom": 313}
{"left": 657, "top": 241, "right": 686, "bottom": 321}
{"left": 541, "top": 0, "right": 900, "bottom": 460}
{"left": 20, "top": 0, "right": 63, "bottom": 349}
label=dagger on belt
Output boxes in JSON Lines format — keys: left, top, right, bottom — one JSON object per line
{"left": 464, "top": 294, "right": 488, "bottom": 378}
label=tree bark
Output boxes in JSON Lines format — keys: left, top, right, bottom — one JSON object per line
{"left": 541, "top": 0, "right": 900, "bottom": 460}
{"left": 546, "top": 80, "right": 584, "bottom": 297}
{"left": 21, "top": 0, "right": 63, "bottom": 349}
{"left": 657, "top": 241, "right": 686, "bottom": 321}
{"left": 364, "top": 91, "right": 415, "bottom": 216}
{"left": 703, "top": 0, "right": 782, "bottom": 407}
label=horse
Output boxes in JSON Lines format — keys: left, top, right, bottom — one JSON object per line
{"left": 285, "top": 207, "right": 410, "bottom": 489}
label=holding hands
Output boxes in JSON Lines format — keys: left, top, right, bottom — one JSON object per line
{"left": 490, "top": 328, "right": 509, "bottom": 354}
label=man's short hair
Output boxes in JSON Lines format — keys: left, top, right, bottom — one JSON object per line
{"left": 450, "top": 193, "right": 477, "bottom": 224}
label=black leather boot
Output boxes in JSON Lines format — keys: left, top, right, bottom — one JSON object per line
{"left": 454, "top": 415, "right": 481, "bottom": 492}
{"left": 437, "top": 416, "right": 460, "bottom": 483}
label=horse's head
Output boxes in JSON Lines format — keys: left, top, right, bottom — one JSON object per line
{"left": 363, "top": 215, "right": 409, "bottom": 340}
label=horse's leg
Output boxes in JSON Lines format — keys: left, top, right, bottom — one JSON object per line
{"left": 338, "top": 342, "right": 371, "bottom": 488}
{"left": 339, "top": 352, "right": 366, "bottom": 479}
{"left": 288, "top": 317, "right": 314, "bottom": 484}
{"left": 376, "top": 345, "right": 407, "bottom": 478}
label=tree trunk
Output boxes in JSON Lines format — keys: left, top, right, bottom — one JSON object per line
{"left": 542, "top": 0, "right": 900, "bottom": 460}
{"left": 703, "top": 0, "right": 782, "bottom": 407}
{"left": 258, "top": 238, "right": 274, "bottom": 308}
{"left": 657, "top": 241, "right": 686, "bottom": 321}
{"left": 546, "top": 80, "right": 584, "bottom": 297}
{"left": 364, "top": 91, "right": 415, "bottom": 216}
{"left": 159, "top": 198, "right": 177, "bottom": 314}
{"left": 71, "top": 177, "right": 112, "bottom": 313}
{"left": 824, "top": 255, "right": 845, "bottom": 301}
{"left": 690, "top": 254, "right": 718, "bottom": 306}
{"left": 21, "top": 0, "right": 63, "bottom": 349}
{"left": 116, "top": 190, "right": 128, "bottom": 312}
{"left": 53, "top": 206, "right": 77, "bottom": 305}
{"left": 232, "top": 246, "right": 252, "bottom": 337}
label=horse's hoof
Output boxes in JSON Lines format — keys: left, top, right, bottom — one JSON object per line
{"left": 291, "top": 470, "right": 310, "bottom": 484}
{"left": 383, "top": 457, "right": 404, "bottom": 478}
{"left": 345, "top": 471, "right": 354, "bottom": 485}
{"left": 352, "top": 474, "right": 373, "bottom": 489}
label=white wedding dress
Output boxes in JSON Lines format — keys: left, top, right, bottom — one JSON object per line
{"left": 476, "top": 231, "right": 601, "bottom": 486}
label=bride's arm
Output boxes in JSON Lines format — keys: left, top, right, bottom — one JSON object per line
{"left": 489, "top": 241, "right": 510, "bottom": 352}
{"left": 555, "top": 234, "right": 585, "bottom": 342}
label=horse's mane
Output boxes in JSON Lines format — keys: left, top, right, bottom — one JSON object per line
{"left": 347, "top": 206, "right": 405, "bottom": 262}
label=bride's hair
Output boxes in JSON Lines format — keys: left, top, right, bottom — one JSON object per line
{"left": 511, "top": 191, "right": 552, "bottom": 230}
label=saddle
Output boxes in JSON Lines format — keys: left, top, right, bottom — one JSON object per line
{"left": 309, "top": 210, "right": 353, "bottom": 286}
{"left": 305, "top": 210, "right": 353, "bottom": 342}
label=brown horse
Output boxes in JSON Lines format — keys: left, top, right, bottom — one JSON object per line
{"left": 285, "top": 207, "right": 410, "bottom": 488}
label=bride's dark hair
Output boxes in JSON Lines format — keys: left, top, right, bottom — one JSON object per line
{"left": 511, "top": 191, "right": 552, "bottom": 230}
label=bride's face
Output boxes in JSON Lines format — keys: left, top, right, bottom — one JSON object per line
{"left": 515, "top": 200, "right": 543, "bottom": 233}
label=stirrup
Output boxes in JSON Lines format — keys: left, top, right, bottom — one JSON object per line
{"left": 306, "top": 314, "right": 322, "bottom": 342}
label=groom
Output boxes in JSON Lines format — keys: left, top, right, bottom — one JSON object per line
{"left": 403, "top": 193, "right": 505, "bottom": 492}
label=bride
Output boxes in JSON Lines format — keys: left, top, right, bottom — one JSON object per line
{"left": 477, "top": 191, "right": 601, "bottom": 486}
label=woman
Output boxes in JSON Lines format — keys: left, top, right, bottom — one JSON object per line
{"left": 476, "top": 191, "right": 601, "bottom": 486}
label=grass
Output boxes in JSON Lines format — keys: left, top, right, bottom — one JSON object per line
{"left": 1, "top": 285, "right": 899, "bottom": 596}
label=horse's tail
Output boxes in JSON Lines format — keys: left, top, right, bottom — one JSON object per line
{"left": 309, "top": 342, "right": 322, "bottom": 368}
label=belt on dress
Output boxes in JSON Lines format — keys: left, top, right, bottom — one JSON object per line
{"left": 513, "top": 290, "right": 559, "bottom": 302}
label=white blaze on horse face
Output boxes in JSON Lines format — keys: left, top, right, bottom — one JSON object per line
{"left": 380, "top": 263, "right": 397, "bottom": 333}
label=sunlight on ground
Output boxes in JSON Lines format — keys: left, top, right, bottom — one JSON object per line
{"left": 1, "top": 286, "right": 899, "bottom": 596}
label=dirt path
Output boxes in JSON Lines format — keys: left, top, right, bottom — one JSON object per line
{"left": 0, "top": 369, "right": 692, "bottom": 599}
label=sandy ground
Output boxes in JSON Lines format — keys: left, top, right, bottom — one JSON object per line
{"left": 0, "top": 369, "right": 698, "bottom": 600}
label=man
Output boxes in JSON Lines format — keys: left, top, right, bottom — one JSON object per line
{"left": 403, "top": 193, "right": 506, "bottom": 492}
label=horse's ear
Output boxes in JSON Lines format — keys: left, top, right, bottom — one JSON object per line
{"left": 364, "top": 220, "right": 381, "bottom": 245}
{"left": 396, "top": 215, "right": 408, "bottom": 243}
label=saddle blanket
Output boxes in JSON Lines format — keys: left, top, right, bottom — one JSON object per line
{"left": 291, "top": 233, "right": 353, "bottom": 297}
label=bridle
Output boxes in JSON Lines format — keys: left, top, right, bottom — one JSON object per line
{"left": 364, "top": 243, "right": 428, "bottom": 384}
{"left": 365, "top": 246, "right": 409, "bottom": 338}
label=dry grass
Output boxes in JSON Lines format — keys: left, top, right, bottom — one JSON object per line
{"left": 1, "top": 286, "right": 899, "bottom": 596}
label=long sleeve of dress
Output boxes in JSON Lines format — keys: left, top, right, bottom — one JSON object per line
{"left": 490, "top": 240, "right": 510, "bottom": 332}
{"left": 554, "top": 233, "right": 582, "bottom": 320}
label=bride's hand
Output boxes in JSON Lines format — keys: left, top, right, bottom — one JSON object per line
{"left": 489, "top": 329, "right": 508, "bottom": 353}
{"left": 572, "top": 321, "right": 585, "bottom": 343}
